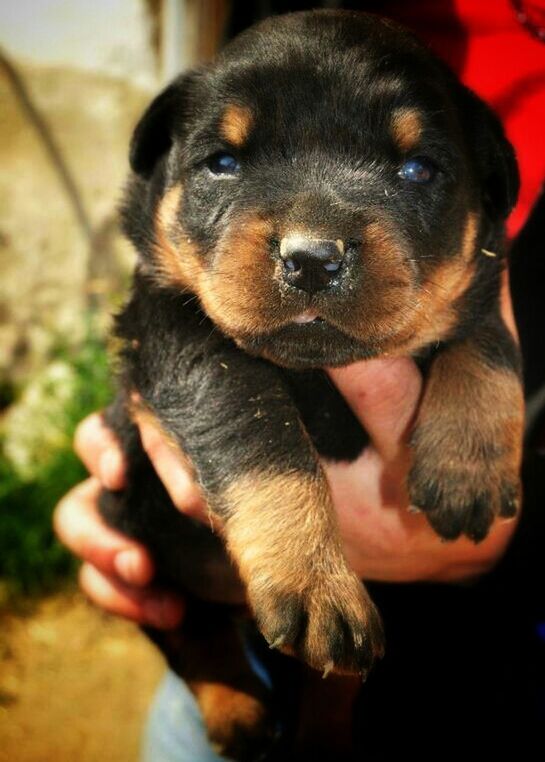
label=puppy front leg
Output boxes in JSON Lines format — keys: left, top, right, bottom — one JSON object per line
{"left": 408, "top": 317, "right": 523, "bottom": 542}
{"left": 222, "top": 458, "right": 383, "bottom": 676}
{"left": 133, "top": 351, "right": 383, "bottom": 675}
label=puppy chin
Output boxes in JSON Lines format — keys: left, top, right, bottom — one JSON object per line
{"left": 233, "top": 322, "right": 381, "bottom": 369}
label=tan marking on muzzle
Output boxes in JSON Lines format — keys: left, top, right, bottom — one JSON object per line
{"left": 460, "top": 211, "right": 479, "bottom": 262}
{"left": 153, "top": 184, "right": 204, "bottom": 289}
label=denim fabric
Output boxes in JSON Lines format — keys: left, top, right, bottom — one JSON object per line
{"left": 141, "top": 670, "right": 231, "bottom": 762}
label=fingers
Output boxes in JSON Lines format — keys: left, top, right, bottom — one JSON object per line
{"left": 54, "top": 478, "right": 154, "bottom": 586}
{"left": 75, "top": 408, "right": 208, "bottom": 523}
{"left": 137, "top": 416, "right": 208, "bottom": 523}
{"left": 55, "top": 478, "right": 185, "bottom": 628}
{"left": 79, "top": 563, "right": 184, "bottom": 629}
{"left": 326, "top": 357, "right": 422, "bottom": 463}
{"left": 74, "top": 413, "right": 126, "bottom": 490}
{"left": 68, "top": 408, "right": 200, "bottom": 626}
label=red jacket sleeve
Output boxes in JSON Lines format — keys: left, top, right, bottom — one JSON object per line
{"left": 374, "top": 0, "right": 545, "bottom": 237}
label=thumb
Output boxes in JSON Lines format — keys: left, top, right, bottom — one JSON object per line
{"left": 326, "top": 357, "right": 422, "bottom": 462}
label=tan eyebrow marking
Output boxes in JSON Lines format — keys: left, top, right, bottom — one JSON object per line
{"left": 219, "top": 104, "right": 254, "bottom": 147}
{"left": 390, "top": 108, "right": 423, "bottom": 153}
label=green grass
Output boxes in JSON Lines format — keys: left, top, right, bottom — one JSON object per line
{"left": 0, "top": 330, "right": 113, "bottom": 599}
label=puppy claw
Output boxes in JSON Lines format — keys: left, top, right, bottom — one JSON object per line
{"left": 322, "top": 661, "right": 334, "bottom": 679}
{"left": 409, "top": 461, "right": 521, "bottom": 543}
{"left": 499, "top": 484, "right": 520, "bottom": 519}
{"left": 250, "top": 573, "right": 384, "bottom": 676}
{"left": 268, "top": 635, "right": 286, "bottom": 650}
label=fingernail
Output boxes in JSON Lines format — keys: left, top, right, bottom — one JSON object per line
{"left": 114, "top": 549, "right": 141, "bottom": 584}
{"left": 99, "top": 449, "right": 123, "bottom": 490}
{"left": 143, "top": 597, "right": 184, "bottom": 629}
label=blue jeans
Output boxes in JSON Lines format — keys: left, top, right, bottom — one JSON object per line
{"left": 141, "top": 670, "right": 230, "bottom": 762}
{"left": 142, "top": 633, "right": 274, "bottom": 761}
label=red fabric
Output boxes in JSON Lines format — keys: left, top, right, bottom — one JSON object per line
{"left": 379, "top": 0, "right": 545, "bottom": 237}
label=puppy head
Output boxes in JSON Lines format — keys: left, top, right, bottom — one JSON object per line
{"left": 122, "top": 10, "right": 518, "bottom": 368}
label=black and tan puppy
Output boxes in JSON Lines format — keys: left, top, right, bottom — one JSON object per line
{"left": 100, "top": 9, "right": 523, "bottom": 759}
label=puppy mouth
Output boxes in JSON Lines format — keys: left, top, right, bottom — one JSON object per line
{"left": 234, "top": 304, "right": 419, "bottom": 368}
{"left": 292, "top": 310, "right": 325, "bottom": 325}
{"left": 236, "top": 317, "right": 380, "bottom": 368}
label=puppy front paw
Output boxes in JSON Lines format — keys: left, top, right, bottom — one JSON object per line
{"left": 224, "top": 470, "right": 384, "bottom": 675}
{"left": 409, "top": 424, "right": 521, "bottom": 542}
{"left": 249, "top": 571, "right": 384, "bottom": 677}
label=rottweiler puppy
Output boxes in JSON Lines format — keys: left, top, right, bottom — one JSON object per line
{"left": 99, "top": 10, "right": 523, "bottom": 760}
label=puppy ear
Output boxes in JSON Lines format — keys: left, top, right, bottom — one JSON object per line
{"left": 129, "top": 71, "right": 200, "bottom": 178}
{"left": 455, "top": 85, "right": 519, "bottom": 221}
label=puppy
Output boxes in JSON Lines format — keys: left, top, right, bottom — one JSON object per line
{"left": 100, "top": 10, "right": 523, "bottom": 760}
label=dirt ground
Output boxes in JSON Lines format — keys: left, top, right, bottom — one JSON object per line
{"left": 0, "top": 589, "right": 165, "bottom": 762}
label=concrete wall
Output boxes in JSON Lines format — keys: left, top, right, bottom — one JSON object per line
{"left": 0, "top": 0, "right": 159, "bottom": 89}
{"left": 0, "top": 0, "right": 164, "bottom": 389}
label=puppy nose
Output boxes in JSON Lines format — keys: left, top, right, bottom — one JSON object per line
{"left": 279, "top": 236, "right": 344, "bottom": 293}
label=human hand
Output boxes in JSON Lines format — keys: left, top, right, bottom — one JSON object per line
{"left": 324, "top": 357, "right": 517, "bottom": 582}
{"left": 53, "top": 414, "right": 188, "bottom": 629}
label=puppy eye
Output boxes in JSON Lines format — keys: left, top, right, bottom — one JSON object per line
{"left": 207, "top": 152, "right": 241, "bottom": 175}
{"left": 398, "top": 157, "right": 436, "bottom": 184}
